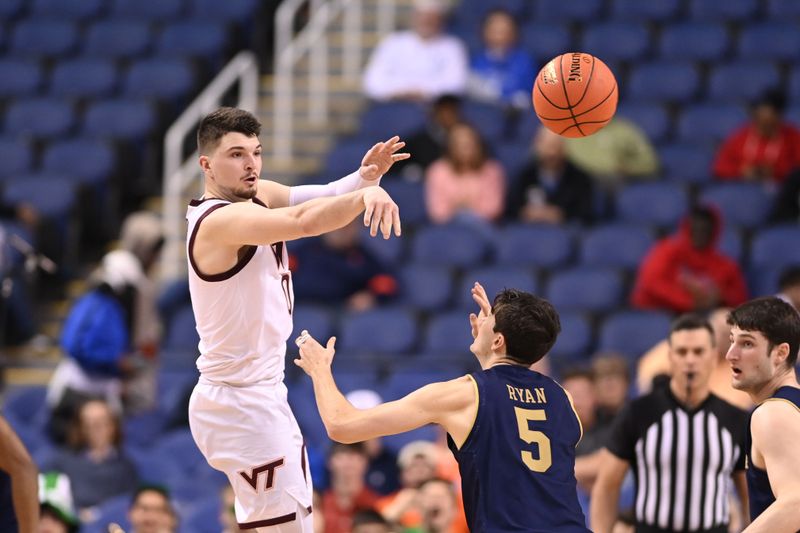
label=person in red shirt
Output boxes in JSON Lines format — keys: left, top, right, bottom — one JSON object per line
{"left": 713, "top": 89, "right": 800, "bottom": 183}
{"left": 322, "top": 443, "right": 381, "bottom": 533}
{"left": 632, "top": 205, "right": 748, "bottom": 314}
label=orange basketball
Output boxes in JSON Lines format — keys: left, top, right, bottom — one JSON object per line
{"left": 532, "top": 52, "right": 618, "bottom": 138}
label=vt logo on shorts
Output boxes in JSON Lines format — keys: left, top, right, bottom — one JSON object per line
{"left": 239, "top": 458, "right": 285, "bottom": 492}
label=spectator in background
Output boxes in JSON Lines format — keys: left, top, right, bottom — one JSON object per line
{"left": 0, "top": 415, "right": 39, "bottom": 532}
{"left": 291, "top": 221, "right": 398, "bottom": 312}
{"left": 769, "top": 168, "right": 800, "bottom": 222}
{"left": 127, "top": 485, "right": 177, "bottom": 533}
{"left": 38, "top": 472, "right": 79, "bottom": 533}
{"left": 590, "top": 354, "right": 631, "bottom": 423}
{"left": 631, "top": 205, "right": 748, "bottom": 314}
{"left": 377, "top": 441, "right": 438, "bottom": 529}
{"left": 467, "top": 9, "right": 534, "bottom": 110}
{"left": 46, "top": 399, "right": 138, "bottom": 513}
{"left": 714, "top": 89, "right": 800, "bottom": 184}
{"left": 425, "top": 123, "right": 506, "bottom": 224}
{"left": 564, "top": 118, "right": 658, "bottom": 190}
{"left": 394, "top": 95, "right": 464, "bottom": 181}
{"left": 506, "top": 127, "right": 594, "bottom": 225}
{"left": 322, "top": 443, "right": 380, "bottom": 533}
{"left": 777, "top": 267, "right": 800, "bottom": 311}
{"left": 363, "top": 0, "right": 467, "bottom": 102}
{"left": 404, "top": 478, "right": 461, "bottom": 533}
{"left": 353, "top": 509, "right": 392, "bottom": 533}
{"left": 47, "top": 251, "right": 145, "bottom": 442}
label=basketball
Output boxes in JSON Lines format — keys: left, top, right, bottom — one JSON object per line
{"left": 532, "top": 52, "right": 618, "bottom": 138}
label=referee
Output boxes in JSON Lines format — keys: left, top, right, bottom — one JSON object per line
{"left": 591, "top": 314, "right": 749, "bottom": 533}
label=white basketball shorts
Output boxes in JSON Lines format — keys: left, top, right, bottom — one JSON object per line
{"left": 189, "top": 378, "right": 313, "bottom": 530}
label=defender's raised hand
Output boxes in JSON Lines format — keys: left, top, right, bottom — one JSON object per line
{"left": 359, "top": 136, "right": 410, "bottom": 181}
{"left": 469, "top": 282, "right": 492, "bottom": 339}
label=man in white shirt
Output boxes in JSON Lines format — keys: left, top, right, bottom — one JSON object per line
{"left": 363, "top": 0, "right": 468, "bottom": 102}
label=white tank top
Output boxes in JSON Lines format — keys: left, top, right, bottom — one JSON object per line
{"left": 186, "top": 198, "right": 293, "bottom": 385}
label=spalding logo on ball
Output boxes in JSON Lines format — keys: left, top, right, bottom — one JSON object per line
{"left": 532, "top": 52, "right": 618, "bottom": 138}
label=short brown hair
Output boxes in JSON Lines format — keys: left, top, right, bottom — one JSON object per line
{"left": 728, "top": 297, "right": 800, "bottom": 367}
{"left": 197, "top": 107, "right": 261, "bottom": 155}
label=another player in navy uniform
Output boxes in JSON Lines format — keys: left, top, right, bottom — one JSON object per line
{"left": 295, "top": 283, "right": 590, "bottom": 532}
{"left": 726, "top": 297, "right": 800, "bottom": 532}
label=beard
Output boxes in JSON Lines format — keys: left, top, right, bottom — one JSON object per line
{"left": 232, "top": 183, "right": 258, "bottom": 201}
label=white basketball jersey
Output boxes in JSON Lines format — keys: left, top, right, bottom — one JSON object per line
{"left": 186, "top": 198, "right": 293, "bottom": 385}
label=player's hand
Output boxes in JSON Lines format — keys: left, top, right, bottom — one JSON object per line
{"left": 294, "top": 330, "right": 336, "bottom": 376}
{"left": 469, "top": 282, "right": 492, "bottom": 339}
{"left": 363, "top": 187, "right": 401, "bottom": 239}
{"left": 359, "top": 135, "right": 410, "bottom": 181}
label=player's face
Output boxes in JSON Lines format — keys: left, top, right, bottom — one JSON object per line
{"left": 203, "top": 132, "right": 261, "bottom": 201}
{"left": 668, "top": 328, "right": 716, "bottom": 390}
{"left": 726, "top": 326, "right": 776, "bottom": 393}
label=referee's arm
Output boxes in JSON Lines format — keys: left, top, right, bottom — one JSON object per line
{"left": 590, "top": 449, "right": 629, "bottom": 533}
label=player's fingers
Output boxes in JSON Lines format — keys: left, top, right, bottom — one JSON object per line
{"left": 379, "top": 207, "right": 393, "bottom": 239}
{"left": 392, "top": 205, "right": 402, "bottom": 237}
{"left": 389, "top": 139, "right": 405, "bottom": 152}
{"left": 370, "top": 203, "right": 384, "bottom": 237}
{"left": 392, "top": 152, "right": 411, "bottom": 161}
{"left": 363, "top": 201, "right": 375, "bottom": 227}
{"left": 327, "top": 336, "right": 337, "bottom": 350}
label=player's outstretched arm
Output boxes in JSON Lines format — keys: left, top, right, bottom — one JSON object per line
{"left": 0, "top": 416, "right": 39, "bottom": 533}
{"left": 743, "top": 401, "right": 800, "bottom": 533}
{"left": 590, "top": 449, "right": 629, "bottom": 533}
{"left": 294, "top": 332, "right": 476, "bottom": 444}
{"left": 201, "top": 186, "right": 401, "bottom": 248}
{"left": 258, "top": 136, "right": 409, "bottom": 208}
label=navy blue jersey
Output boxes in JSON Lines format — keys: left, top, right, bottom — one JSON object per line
{"left": 448, "top": 365, "right": 589, "bottom": 532}
{"left": 0, "top": 471, "right": 18, "bottom": 531}
{"left": 747, "top": 385, "right": 800, "bottom": 521}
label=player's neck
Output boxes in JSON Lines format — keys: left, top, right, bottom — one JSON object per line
{"left": 203, "top": 185, "right": 247, "bottom": 204}
{"left": 750, "top": 369, "right": 799, "bottom": 404}
{"left": 483, "top": 353, "right": 525, "bottom": 370}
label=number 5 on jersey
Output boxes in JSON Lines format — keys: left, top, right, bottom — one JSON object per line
{"left": 514, "top": 407, "right": 552, "bottom": 472}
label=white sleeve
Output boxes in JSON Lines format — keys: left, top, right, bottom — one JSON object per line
{"left": 423, "top": 37, "right": 469, "bottom": 98}
{"left": 288, "top": 171, "right": 380, "bottom": 206}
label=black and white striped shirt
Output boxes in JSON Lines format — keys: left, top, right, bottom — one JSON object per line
{"left": 607, "top": 385, "right": 748, "bottom": 533}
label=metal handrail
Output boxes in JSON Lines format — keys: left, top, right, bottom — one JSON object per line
{"left": 161, "top": 51, "right": 259, "bottom": 280}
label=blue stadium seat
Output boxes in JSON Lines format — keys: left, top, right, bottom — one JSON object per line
{"left": 357, "top": 102, "right": 426, "bottom": 139}
{"left": 161, "top": 305, "right": 198, "bottom": 352}
{"left": 83, "top": 20, "right": 152, "bottom": 59}
{"left": 748, "top": 267, "right": 783, "bottom": 298}
{"left": 610, "top": 0, "right": 681, "bottom": 21}
{"left": 766, "top": 0, "right": 800, "bottom": 19}
{"left": 322, "top": 139, "right": 370, "bottom": 178}
{"left": 677, "top": 104, "right": 748, "bottom": 145}
{"left": 82, "top": 99, "right": 156, "bottom": 141}
{"left": 49, "top": 59, "right": 117, "bottom": 99}
{"left": 156, "top": 21, "right": 228, "bottom": 61}
{"left": 339, "top": 307, "right": 417, "bottom": 354}
{"left": 181, "top": 496, "right": 224, "bottom": 533}
{"left": 382, "top": 180, "right": 428, "bottom": 226}
{"left": 751, "top": 226, "right": 800, "bottom": 271}
{"left": 627, "top": 62, "right": 699, "bottom": 103}
{"left": 456, "top": 267, "right": 538, "bottom": 308}
{"left": 0, "top": 0, "right": 24, "bottom": 18}
{"left": 545, "top": 268, "right": 623, "bottom": 313}
{"left": 494, "top": 141, "right": 531, "bottom": 182}
{"left": 658, "top": 143, "right": 714, "bottom": 183}
{"left": 718, "top": 227, "right": 743, "bottom": 263}
{"left": 496, "top": 224, "right": 573, "bottom": 269}
{"left": 3, "top": 175, "right": 76, "bottom": 220}
{"left": 358, "top": 225, "right": 405, "bottom": 264}
{"left": 124, "top": 413, "right": 168, "bottom": 448}
{"left": 788, "top": 107, "right": 800, "bottom": 128}
{"left": 384, "top": 366, "right": 465, "bottom": 400}
{"left": 42, "top": 139, "right": 115, "bottom": 187}
{"left": 689, "top": 0, "right": 759, "bottom": 21}
{"left": 29, "top": 0, "right": 105, "bottom": 20}
{"left": 659, "top": 23, "right": 729, "bottom": 62}
{"left": 616, "top": 103, "right": 670, "bottom": 143}
{"left": 400, "top": 264, "right": 454, "bottom": 311}
{"left": 520, "top": 25, "right": 571, "bottom": 64}
{"left": 790, "top": 69, "right": 800, "bottom": 103}
{"left": 0, "top": 138, "right": 33, "bottom": 181}
{"left": 123, "top": 58, "right": 196, "bottom": 101}
{"left": 412, "top": 224, "right": 490, "bottom": 268}
{"left": 189, "top": 0, "right": 259, "bottom": 24}
{"left": 156, "top": 371, "right": 196, "bottom": 423}
{"left": 699, "top": 183, "right": 773, "bottom": 230}
{"left": 549, "top": 312, "right": 592, "bottom": 362}
{"left": 708, "top": 63, "right": 780, "bottom": 103}
{"left": 534, "top": 0, "right": 603, "bottom": 22}
{"left": 154, "top": 430, "right": 208, "bottom": 476}
{"left": 423, "top": 310, "right": 473, "bottom": 354}
{"left": 615, "top": 183, "right": 688, "bottom": 228}
{"left": 4, "top": 98, "right": 74, "bottom": 139}
{"left": 599, "top": 311, "right": 672, "bottom": 361}
{"left": 738, "top": 24, "right": 800, "bottom": 61}
{"left": 291, "top": 305, "right": 334, "bottom": 344}
{"left": 83, "top": 493, "right": 132, "bottom": 533}
{"left": 579, "top": 224, "right": 655, "bottom": 270}
{"left": 0, "top": 59, "right": 43, "bottom": 98}
{"left": 462, "top": 100, "right": 506, "bottom": 142}
{"left": 111, "top": 0, "right": 185, "bottom": 21}
{"left": 2, "top": 386, "right": 48, "bottom": 431}
{"left": 287, "top": 380, "right": 328, "bottom": 448}
{"left": 581, "top": 23, "right": 650, "bottom": 62}
{"left": 10, "top": 19, "right": 78, "bottom": 58}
